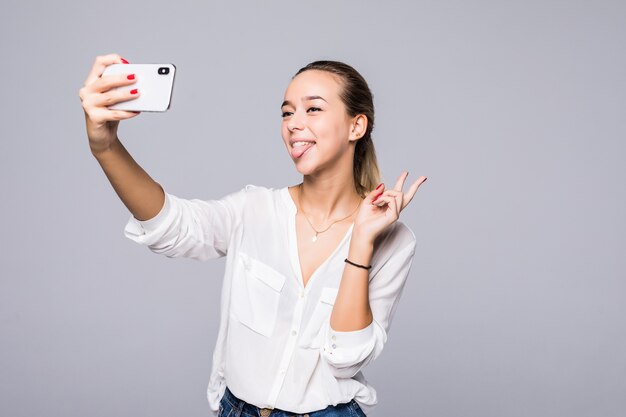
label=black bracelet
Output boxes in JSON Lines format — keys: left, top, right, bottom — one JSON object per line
{"left": 344, "top": 258, "right": 372, "bottom": 270}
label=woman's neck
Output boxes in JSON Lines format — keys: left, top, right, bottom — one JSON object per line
{"left": 297, "top": 175, "right": 363, "bottom": 223}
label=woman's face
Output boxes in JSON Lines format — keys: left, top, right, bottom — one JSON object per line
{"left": 281, "top": 70, "right": 358, "bottom": 175}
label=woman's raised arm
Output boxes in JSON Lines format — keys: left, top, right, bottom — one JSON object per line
{"left": 79, "top": 53, "right": 164, "bottom": 221}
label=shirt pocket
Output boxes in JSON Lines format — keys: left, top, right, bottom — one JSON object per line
{"left": 231, "top": 252, "right": 286, "bottom": 338}
{"left": 298, "top": 286, "right": 339, "bottom": 349}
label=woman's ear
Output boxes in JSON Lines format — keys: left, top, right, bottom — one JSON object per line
{"left": 349, "top": 114, "right": 368, "bottom": 141}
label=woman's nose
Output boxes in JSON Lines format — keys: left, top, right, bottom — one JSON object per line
{"left": 288, "top": 112, "right": 304, "bottom": 132}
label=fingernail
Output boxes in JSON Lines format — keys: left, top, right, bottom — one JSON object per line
{"left": 376, "top": 183, "right": 384, "bottom": 190}
{"left": 130, "top": 89, "right": 138, "bottom": 94}
{"left": 121, "top": 58, "right": 129, "bottom": 64}
{"left": 127, "top": 74, "right": 135, "bottom": 80}
{"left": 372, "top": 192, "right": 383, "bottom": 202}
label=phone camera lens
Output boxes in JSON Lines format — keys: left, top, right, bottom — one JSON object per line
{"left": 158, "top": 67, "right": 170, "bottom": 75}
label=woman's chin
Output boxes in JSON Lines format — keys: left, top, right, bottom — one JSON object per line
{"left": 294, "top": 165, "right": 314, "bottom": 176}
{"left": 292, "top": 160, "right": 319, "bottom": 176}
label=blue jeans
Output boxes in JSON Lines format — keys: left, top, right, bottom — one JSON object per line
{"left": 218, "top": 386, "right": 367, "bottom": 417}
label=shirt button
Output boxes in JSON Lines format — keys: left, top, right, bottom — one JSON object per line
{"left": 299, "top": 291, "right": 304, "bottom": 298}
{"left": 331, "top": 335, "right": 336, "bottom": 341}
{"left": 331, "top": 343, "right": 337, "bottom": 349}
{"left": 279, "top": 368, "right": 286, "bottom": 374}
{"left": 291, "top": 330, "right": 297, "bottom": 336}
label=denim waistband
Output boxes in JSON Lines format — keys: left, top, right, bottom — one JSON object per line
{"left": 221, "top": 385, "right": 358, "bottom": 417}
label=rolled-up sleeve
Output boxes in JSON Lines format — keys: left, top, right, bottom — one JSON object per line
{"left": 123, "top": 185, "right": 252, "bottom": 261}
{"left": 320, "top": 236, "right": 417, "bottom": 378}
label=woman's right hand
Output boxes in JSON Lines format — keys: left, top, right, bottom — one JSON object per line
{"left": 78, "top": 53, "right": 141, "bottom": 154}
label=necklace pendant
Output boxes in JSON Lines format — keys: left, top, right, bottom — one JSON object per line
{"left": 311, "top": 235, "right": 318, "bottom": 242}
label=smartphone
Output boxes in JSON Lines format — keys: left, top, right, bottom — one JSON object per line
{"left": 101, "top": 63, "right": 176, "bottom": 112}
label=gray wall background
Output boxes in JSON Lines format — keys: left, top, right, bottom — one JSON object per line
{"left": 1, "top": 1, "right": 624, "bottom": 416}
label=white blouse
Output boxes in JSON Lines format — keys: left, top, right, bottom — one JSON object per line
{"left": 123, "top": 184, "right": 417, "bottom": 415}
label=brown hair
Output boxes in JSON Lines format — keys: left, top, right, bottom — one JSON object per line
{"left": 294, "top": 61, "right": 381, "bottom": 197}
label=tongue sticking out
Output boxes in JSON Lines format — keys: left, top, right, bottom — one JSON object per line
{"left": 291, "top": 143, "right": 315, "bottom": 159}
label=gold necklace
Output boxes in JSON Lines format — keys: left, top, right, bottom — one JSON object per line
{"left": 297, "top": 183, "right": 361, "bottom": 243}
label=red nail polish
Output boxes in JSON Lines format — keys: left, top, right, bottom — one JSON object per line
{"left": 130, "top": 89, "right": 138, "bottom": 94}
{"left": 376, "top": 183, "right": 383, "bottom": 190}
{"left": 372, "top": 192, "right": 383, "bottom": 202}
{"left": 127, "top": 74, "right": 135, "bottom": 80}
{"left": 121, "top": 58, "right": 129, "bottom": 64}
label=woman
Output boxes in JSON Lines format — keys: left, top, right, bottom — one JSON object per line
{"left": 79, "top": 54, "right": 427, "bottom": 416}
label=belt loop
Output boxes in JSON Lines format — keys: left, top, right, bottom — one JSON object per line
{"left": 233, "top": 392, "right": 245, "bottom": 417}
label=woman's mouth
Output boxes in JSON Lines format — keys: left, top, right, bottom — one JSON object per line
{"left": 290, "top": 141, "right": 316, "bottom": 159}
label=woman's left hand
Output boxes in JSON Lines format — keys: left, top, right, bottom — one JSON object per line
{"left": 353, "top": 171, "right": 427, "bottom": 244}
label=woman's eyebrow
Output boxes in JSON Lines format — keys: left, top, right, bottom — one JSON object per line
{"left": 303, "top": 95, "right": 328, "bottom": 102}
{"left": 281, "top": 96, "right": 328, "bottom": 108}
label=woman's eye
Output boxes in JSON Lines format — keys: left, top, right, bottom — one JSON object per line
{"left": 281, "top": 111, "right": 292, "bottom": 117}
{"left": 307, "top": 107, "right": 321, "bottom": 113}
